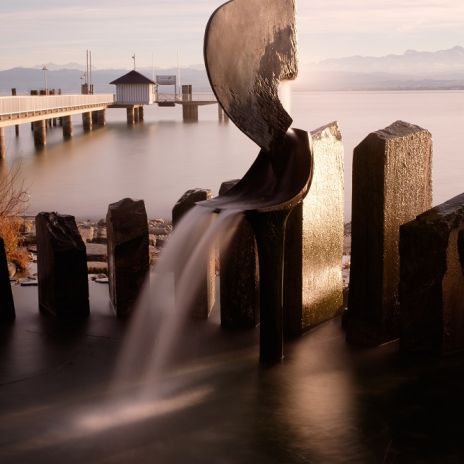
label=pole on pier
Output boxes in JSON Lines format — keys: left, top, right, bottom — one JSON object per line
{"left": 97, "top": 110, "right": 106, "bottom": 126}
{"left": 138, "top": 107, "right": 144, "bottom": 122}
{"left": 182, "top": 104, "right": 199, "bottom": 123}
{"left": 0, "top": 128, "right": 6, "bottom": 159}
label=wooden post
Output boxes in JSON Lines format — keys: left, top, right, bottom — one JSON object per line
{"left": 97, "top": 110, "right": 106, "bottom": 126}
{"left": 127, "top": 107, "right": 135, "bottom": 125}
{"left": 0, "top": 128, "right": 6, "bottom": 159}
{"left": 218, "top": 105, "right": 223, "bottom": 123}
{"left": 82, "top": 112, "right": 93, "bottom": 132}
{"left": 11, "top": 88, "right": 19, "bottom": 136}
{"left": 62, "top": 116, "right": 73, "bottom": 138}
{"left": 182, "top": 104, "right": 199, "bottom": 122}
{"left": 33, "top": 120, "right": 47, "bottom": 147}
{"left": 92, "top": 111, "right": 98, "bottom": 126}
{"left": 138, "top": 107, "right": 144, "bottom": 122}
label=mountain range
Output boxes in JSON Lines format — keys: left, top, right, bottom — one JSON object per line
{"left": 1, "top": 46, "right": 464, "bottom": 94}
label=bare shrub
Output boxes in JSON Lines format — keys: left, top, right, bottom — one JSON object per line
{"left": 0, "top": 164, "right": 30, "bottom": 270}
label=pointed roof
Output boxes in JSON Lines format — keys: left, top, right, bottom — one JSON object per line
{"left": 110, "top": 70, "right": 156, "bottom": 85}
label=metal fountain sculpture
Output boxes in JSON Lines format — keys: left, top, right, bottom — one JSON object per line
{"left": 199, "top": 0, "right": 314, "bottom": 363}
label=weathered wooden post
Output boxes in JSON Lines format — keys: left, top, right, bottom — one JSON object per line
{"left": 284, "top": 121, "right": 344, "bottom": 337}
{"left": 0, "top": 128, "right": 6, "bottom": 159}
{"left": 62, "top": 116, "right": 73, "bottom": 138}
{"left": 36, "top": 212, "right": 89, "bottom": 319}
{"left": 400, "top": 194, "right": 464, "bottom": 355}
{"left": 11, "top": 88, "right": 19, "bottom": 136}
{"left": 172, "top": 189, "right": 215, "bottom": 318}
{"left": 127, "top": 107, "right": 135, "bottom": 125}
{"left": 0, "top": 238, "right": 15, "bottom": 322}
{"left": 97, "top": 110, "right": 106, "bottom": 126}
{"left": 107, "top": 198, "right": 149, "bottom": 317}
{"left": 82, "top": 112, "right": 93, "bottom": 132}
{"left": 219, "top": 180, "right": 259, "bottom": 329}
{"left": 182, "top": 104, "right": 199, "bottom": 123}
{"left": 345, "top": 121, "right": 433, "bottom": 346}
{"left": 33, "top": 120, "right": 47, "bottom": 147}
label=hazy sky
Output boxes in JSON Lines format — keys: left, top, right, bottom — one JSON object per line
{"left": 1, "top": 0, "right": 463, "bottom": 70}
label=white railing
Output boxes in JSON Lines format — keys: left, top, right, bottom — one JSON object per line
{"left": 155, "top": 92, "right": 217, "bottom": 103}
{"left": 0, "top": 94, "right": 115, "bottom": 116}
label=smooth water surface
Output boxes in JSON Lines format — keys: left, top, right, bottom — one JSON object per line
{"left": 1, "top": 90, "right": 463, "bottom": 220}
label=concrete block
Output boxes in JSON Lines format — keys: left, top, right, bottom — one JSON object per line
{"left": 36, "top": 212, "right": 89, "bottom": 319}
{"left": 284, "top": 122, "right": 344, "bottom": 336}
{"left": 346, "top": 121, "right": 432, "bottom": 345}
{"left": 107, "top": 198, "right": 149, "bottom": 317}
{"left": 400, "top": 194, "right": 464, "bottom": 354}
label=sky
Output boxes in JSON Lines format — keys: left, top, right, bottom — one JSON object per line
{"left": 0, "top": 0, "right": 463, "bottom": 70}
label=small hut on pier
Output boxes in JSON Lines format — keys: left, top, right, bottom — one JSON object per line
{"left": 110, "top": 70, "right": 157, "bottom": 105}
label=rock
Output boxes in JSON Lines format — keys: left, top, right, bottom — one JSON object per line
{"left": 85, "top": 242, "right": 107, "bottom": 262}
{"left": 36, "top": 212, "right": 89, "bottom": 319}
{"left": 284, "top": 122, "right": 345, "bottom": 336}
{"left": 219, "top": 179, "right": 259, "bottom": 329}
{"left": 400, "top": 194, "right": 464, "bottom": 355}
{"left": 107, "top": 198, "right": 149, "bottom": 317}
{"left": 0, "top": 238, "right": 15, "bottom": 322}
{"left": 345, "top": 121, "right": 432, "bottom": 346}
{"left": 172, "top": 189, "right": 215, "bottom": 318}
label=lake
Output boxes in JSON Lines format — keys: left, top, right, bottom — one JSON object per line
{"left": 1, "top": 90, "right": 463, "bottom": 220}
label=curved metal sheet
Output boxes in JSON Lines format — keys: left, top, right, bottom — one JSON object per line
{"left": 204, "top": 0, "right": 297, "bottom": 152}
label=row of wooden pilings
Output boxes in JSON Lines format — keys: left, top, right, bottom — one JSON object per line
{"left": 31, "top": 110, "right": 107, "bottom": 148}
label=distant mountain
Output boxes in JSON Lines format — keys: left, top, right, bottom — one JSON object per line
{"left": 1, "top": 47, "right": 464, "bottom": 94}
{"left": 0, "top": 66, "right": 212, "bottom": 95}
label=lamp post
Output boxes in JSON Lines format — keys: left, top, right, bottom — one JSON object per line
{"left": 42, "top": 65, "right": 48, "bottom": 95}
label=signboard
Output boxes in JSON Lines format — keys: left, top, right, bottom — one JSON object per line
{"left": 156, "top": 75, "right": 177, "bottom": 86}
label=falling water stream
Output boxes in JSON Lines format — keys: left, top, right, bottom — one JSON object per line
{"left": 77, "top": 206, "right": 244, "bottom": 431}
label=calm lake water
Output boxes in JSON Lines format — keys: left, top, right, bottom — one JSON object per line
{"left": 1, "top": 90, "right": 463, "bottom": 220}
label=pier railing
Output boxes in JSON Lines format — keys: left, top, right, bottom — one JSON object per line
{"left": 0, "top": 94, "right": 114, "bottom": 117}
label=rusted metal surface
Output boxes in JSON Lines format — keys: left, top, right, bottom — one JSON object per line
{"left": 204, "top": 0, "right": 297, "bottom": 152}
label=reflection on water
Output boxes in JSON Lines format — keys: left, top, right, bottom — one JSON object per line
{"left": 0, "top": 91, "right": 463, "bottom": 220}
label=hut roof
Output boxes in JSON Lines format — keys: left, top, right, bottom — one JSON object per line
{"left": 110, "top": 70, "right": 156, "bottom": 85}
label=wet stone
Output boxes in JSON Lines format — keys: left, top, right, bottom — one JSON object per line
{"left": 107, "top": 198, "right": 149, "bottom": 317}
{"left": 172, "top": 189, "right": 215, "bottom": 319}
{"left": 36, "top": 212, "right": 89, "bottom": 319}
{"left": 0, "top": 238, "right": 15, "bottom": 322}
{"left": 400, "top": 193, "right": 464, "bottom": 355}
{"left": 346, "top": 121, "right": 432, "bottom": 346}
{"left": 219, "top": 179, "right": 259, "bottom": 329}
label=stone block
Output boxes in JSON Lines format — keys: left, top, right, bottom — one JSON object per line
{"left": 219, "top": 179, "right": 259, "bottom": 329}
{"left": 36, "top": 212, "right": 89, "bottom": 319}
{"left": 0, "top": 238, "right": 15, "bottom": 322}
{"left": 107, "top": 198, "right": 149, "bottom": 317}
{"left": 346, "top": 121, "right": 432, "bottom": 345}
{"left": 284, "top": 122, "right": 344, "bottom": 337}
{"left": 172, "top": 189, "right": 215, "bottom": 318}
{"left": 400, "top": 194, "right": 464, "bottom": 354}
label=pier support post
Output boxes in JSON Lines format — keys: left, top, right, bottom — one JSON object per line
{"left": 284, "top": 122, "right": 344, "bottom": 338}
{"left": 97, "top": 110, "right": 106, "bottom": 126}
{"left": 92, "top": 111, "right": 99, "bottom": 126}
{"left": 82, "top": 112, "right": 93, "bottom": 132}
{"left": 182, "top": 104, "right": 199, "bottom": 123}
{"left": 33, "top": 120, "right": 47, "bottom": 147}
{"left": 0, "top": 128, "right": 6, "bottom": 159}
{"left": 218, "top": 105, "right": 223, "bottom": 123}
{"left": 62, "top": 116, "right": 73, "bottom": 138}
{"left": 345, "top": 121, "right": 432, "bottom": 346}
{"left": 127, "top": 107, "right": 135, "bottom": 125}
{"left": 138, "top": 107, "right": 144, "bottom": 122}
{"left": 134, "top": 107, "right": 140, "bottom": 123}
